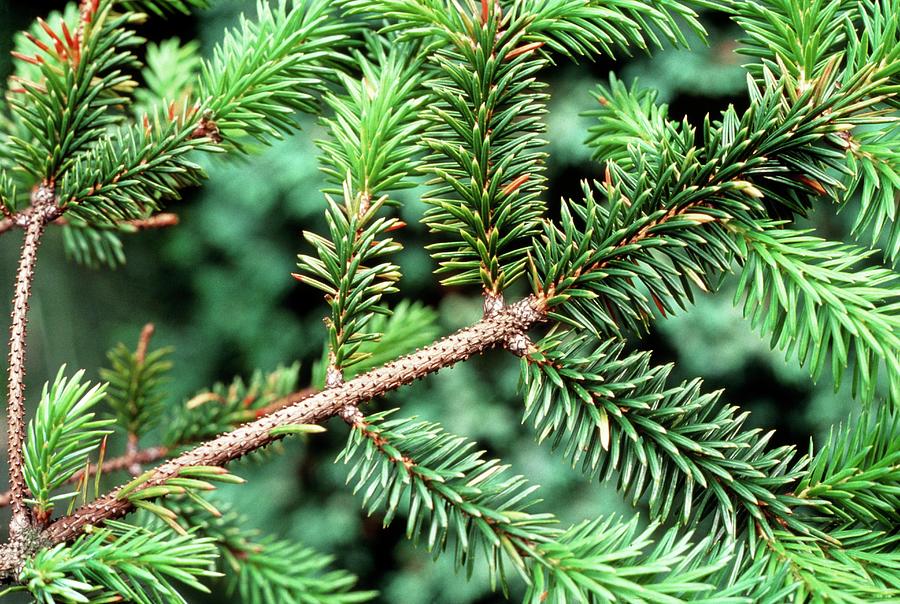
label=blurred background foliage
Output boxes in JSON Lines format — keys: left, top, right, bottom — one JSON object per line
{"left": 0, "top": 2, "right": 860, "bottom": 602}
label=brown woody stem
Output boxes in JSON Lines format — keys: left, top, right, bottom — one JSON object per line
{"left": 44, "top": 296, "right": 544, "bottom": 544}
{"left": 125, "top": 434, "right": 142, "bottom": 477}
{"left": 5, "top": 188, "right": 61, "bottom": 535}
{"left": 0, "top": 446, "right": 170, "bottom": 508}
{"left": 0, "top": 212, "right": 180, "bottom": 237}
{"left": 134, "top": 323, "right": 154, "bottom": 365}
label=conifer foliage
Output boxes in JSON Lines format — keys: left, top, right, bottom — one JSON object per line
{"left": 0, "top": 0, "right": 897, "bottom": 602}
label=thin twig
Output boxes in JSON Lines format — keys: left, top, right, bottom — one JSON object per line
{"left": 44, "top": 296, "right": 545, "bottom": 545}
{"left": 0, "top": 213, "right": 180, "bottom": 237}
{"left": 5, "top": 187, "right": 61, "bottom": 535}
{"left": 126, "top": 213, "right": 180, "bottom": 230}
{"left": 126, "top": 324, "right": 156, "bottom": 476}
{"left": 125, "top": 434, "right": 142, "bottom": 477}
{"left": 0, "top": 446, "right": 170, "bottom": 508}
{"left": 135, "top": 323, "right": 154, "bottom": 366}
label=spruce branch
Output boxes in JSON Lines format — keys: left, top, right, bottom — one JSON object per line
{"left": 721, "top": 0, "right": 900, "bottom": 262}
{"left": 7, "top": 1, "right": 143, "bottom": 181}
{"left": 143, "top": 499, "right": 376, "bottom": 603}
{"left": 316, "top": 35, "right": 429, "bottom": 199}
{"left": 338, "top": 410, "right": 557, "bottom": 589}
{"left": 0, "top": 211, "right": 180, "bottom": 237}
{"left": 762, "top": 526, "right": 900, "bottom": 602}
{"left": 514, "top": 0, "right": 707, "bottom": 59}
{"left": 100, "top": 323, "right": 173, "bottom": 447}
{"left": 337, "top": 0, "right": 711, "bottom": 299}
{"left": 420, "top": 3, "right": 548, "bottom": 294}
{"left": 797, "top": 404, "right": 900, "bottom": 528}
{"left": 302, "top": 38, "right": 430, "bottom": 382}
{"left": 338, "top": 410, "right": 736, "bottom": 601}
{"left": 530, "top": 180, "right": 745, "bottom": 335}
{"left": 198, "top": 0, "right": 348, "bottom": 150}
{"left": 520, "top": 334, "right": 900, "bottom": 599}
{"left": 19, "top": 520, "right": 221, "bottom": 603}
{"left": 22, "top": 368, "right": 112, "bottom": 525}
{"left": 543, "top": 64, "right": 897, "bottom": 390}
{"left": 296, "top": 189, "right": 404, "bottom": 380}
{"left": 341, "top": 1, "right": 552, "bottom": 294}
{"left": 732, "top": 223, "right": 900, "bottom": 404}
{"left": 54, "top": 115, "right": 217, "bottom": 227}
{"left": 0, "top": 0, "right": 897, "bottom": 600}
{"left": 583, "top": 58, "right": 897, "bottom": 216}
{"left": 43, "top": 296, "right": 544, "bottom": 545}
{"left": 6, "top": 0, "right": 349, "bottom": 236}
{"left": 520, "top": 333, "right": 812, "bottom": 541}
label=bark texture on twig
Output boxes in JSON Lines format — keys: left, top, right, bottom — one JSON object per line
{"left": 254, "top": 386, "right": 318, "bottom": 418}
{"left": 44, "top": 296, "right": 544, "bottom": 544}
{"left": 5, "top": 188, "right": 60, "bottom": 534}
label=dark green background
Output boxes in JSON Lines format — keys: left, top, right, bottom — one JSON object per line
{"left": 0, "top": 2, "right": 857, "bottom": 602}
